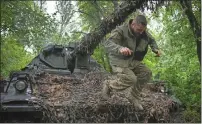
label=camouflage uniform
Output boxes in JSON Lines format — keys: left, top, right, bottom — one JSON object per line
{"left": 103, "top": 19, "right": 159, "bottom": 109}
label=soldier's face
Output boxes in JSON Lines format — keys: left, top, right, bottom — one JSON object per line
{"left": 131, "top": 22, "right": 146, "bottom": 36}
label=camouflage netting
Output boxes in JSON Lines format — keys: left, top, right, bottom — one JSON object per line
{"left": 32, "top": 69, "right": 183, "bottom": 123}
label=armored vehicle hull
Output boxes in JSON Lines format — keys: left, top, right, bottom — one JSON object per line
{"left": 0, "top": 43, "right": 182, "bottom": 123}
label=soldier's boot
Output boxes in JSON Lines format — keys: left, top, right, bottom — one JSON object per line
{"left": 128, "top": 94, "right": 144, "bottom": 111}
{"left": 102, "top": 80, "right": 111, "bottom": 100}
{"left": 136, "top": 82, "right": 146, "bottom": 97}
{"left": 131, "top": 88, "right": 142, "bottom": 101}
{"left": 131, "top": 84, "right": 143, "bottom": 101}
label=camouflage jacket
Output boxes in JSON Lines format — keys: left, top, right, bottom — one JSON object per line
{"left": 104, "top": 19, "right": 159, "bottom": 68}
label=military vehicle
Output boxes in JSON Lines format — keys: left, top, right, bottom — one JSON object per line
{"left": 0, "top": 42, "right": 182, "bottom": 123}
{"left": 0, "top": 42, "right": 102, "bottom": 122}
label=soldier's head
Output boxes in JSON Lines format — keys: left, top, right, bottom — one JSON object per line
{"left": 131, "top": 15, "right": 147, "bottom": 36}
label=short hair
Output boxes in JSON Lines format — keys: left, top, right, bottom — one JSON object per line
{"left": 134, "top": 15, "right": 147, "bottom": 26}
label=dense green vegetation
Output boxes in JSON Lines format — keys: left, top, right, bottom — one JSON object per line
{"left": 143, "top": 2, "right": 201, "bottom": 122}
{"left": 0, "top": 1, "right": 201, "bottom": 122}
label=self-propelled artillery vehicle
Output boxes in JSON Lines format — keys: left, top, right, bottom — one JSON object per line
{"left": 0, "top": 42, "right": 103, "bottom": 122}
{"left": 0, "top": 42, "right": 182, "bottom": 123}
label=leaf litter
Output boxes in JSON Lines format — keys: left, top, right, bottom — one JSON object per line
{"left": 32, "top": 68, "right": 183, "bottom": 123}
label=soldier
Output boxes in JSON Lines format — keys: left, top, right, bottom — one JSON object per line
{"left": 102, "top": 15, "right": 161, "bottom": 110}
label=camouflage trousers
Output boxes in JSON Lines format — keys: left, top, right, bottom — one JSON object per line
{"left": 108, "top": 62, "right": 152, "bottom": 99}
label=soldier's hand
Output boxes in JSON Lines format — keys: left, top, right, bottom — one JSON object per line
{"left": 154, "top": 49, "right": 161, "bottom": 57}
{"left": 119, "top": 47, "right": 133, "bottom": 56}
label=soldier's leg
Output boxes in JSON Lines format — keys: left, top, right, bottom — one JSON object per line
{"left": 102, "top": 66, "right": 137, "bottom": 98}
{"left": 102, "top": 66, "right": 135, "bottom": 99}
{"left": 132, "top": 63, "right": 152, "bottom": 95}
{"left": 108, "top": 66, "right": 137, "bottom": 91}
{"left": 102, "top": 66, "right": 143, "bottom": 110}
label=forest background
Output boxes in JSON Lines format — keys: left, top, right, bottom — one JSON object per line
{"left": 1, "top": 0, "right": 201, "bottom": 122}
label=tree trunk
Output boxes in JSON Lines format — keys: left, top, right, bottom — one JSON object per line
{"left": 180, "top": 0, "right": 201, "bottom": 66}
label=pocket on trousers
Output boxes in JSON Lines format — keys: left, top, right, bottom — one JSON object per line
{"left": 112, "top": 66, "right": 124, "bottom": 73}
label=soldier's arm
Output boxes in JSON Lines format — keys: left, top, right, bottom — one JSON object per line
{"left": 147, "top": 32, "right": 159, "bottom": 54}
{"left": 103, "top": 28, "right": 124, "bottom": 54}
